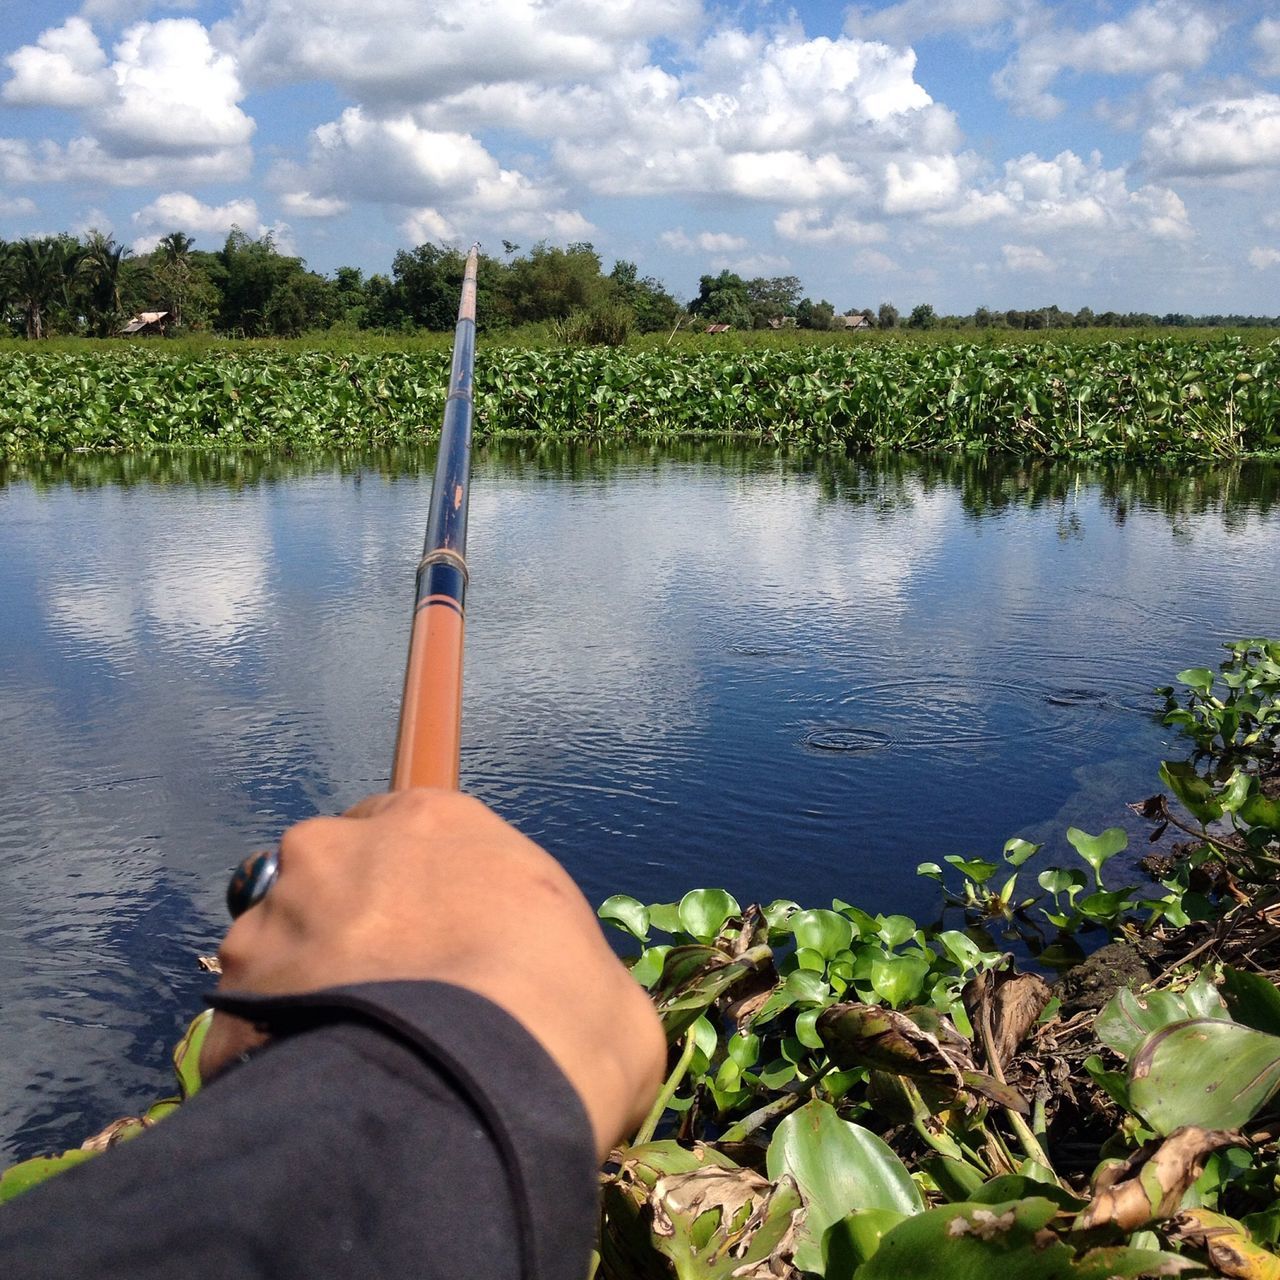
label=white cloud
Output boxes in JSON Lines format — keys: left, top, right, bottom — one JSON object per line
{"left": 1002, "top": 243, "right": 1053, "bottom": 272}
{"left": 993, "top": 2, "right": 1219, "bottom": 119}
{"left": 0, "top": 133, "right": 250, "bottom": 186}
{"left": 3, "top": 18, "right": 110, "bottom": 108}
{"left": 660, "top": 228, "right": 749, "bottom": 253}
{"left": 283, "top": 106, "right": 591, "bottom": 243}
{"left": 1145, "top": 94, "right": 1280, "bottom": 176}
{"left": 97, "top": 20, "right": 254, "bottom": 157}
{"left": 1, "top": 17, "right": 253, "bottom": 182}
{"left": 844, "top": 0, "right": 1017, "bottom": 45}
{"left": 853, "top": 248, "right": 897, "bottom": 273}
{"left": 543, "top": 30, "right": 953, "bottom": 206}
{"left": 80, "top": 0, "right": 200, "bottom": 19}
{"left": 280, "top": 191, "right": 349, "bottom": 218}
{"left": 884, "top": 154, "right": 963, "bottom": 213}
{"left": 1249, "top": 247, "right": 1280, "bottom": 270}
{"left": 0, "top": 194, "right": 38, "bottom": 217}
{"left": 1256, "top": 18, "right": 1280, "bottom": 77}
{"left": 131, "top": 191, "right": 274, "bottom": 250}
{"left": 223, "top": 0, "right": 704, "bottom": 103}
{"left": 773, "top": 208, "right": 887, "bottom": 244}
{"left": 925, "top": 150, "right": 1191, "bottom": 240}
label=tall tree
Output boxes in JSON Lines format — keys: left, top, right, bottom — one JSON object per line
{"left": 8, "top": 237, "right": 79, "bottom": 339}
{"left": 688, "top": 270, "right": 752, "bottom": 328}
{"left": 79, "top": 232, "right": 131, "bottom": 337}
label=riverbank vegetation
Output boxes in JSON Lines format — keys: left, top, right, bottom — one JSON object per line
{"left": 3, "top": 334, "right": 1278, "bottom": 460}
{"left": 5, "top": 639, "right": 1280, "bottom": 1280}
{"left": 5, "top": 231, "right": 1280, "bottom": 344}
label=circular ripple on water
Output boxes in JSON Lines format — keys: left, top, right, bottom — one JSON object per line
{"left": 802, "top": 728, "right": 893, "bottom": 754}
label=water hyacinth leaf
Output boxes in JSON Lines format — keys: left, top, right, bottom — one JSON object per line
{"left": 599, "top": 894, "right": 650, "bottom": 941}
{"left": 790, "top": 908, "right": 854, "bottom": 959}
{"left": 678, "top": 889, "right": 741, "bottom": 943}
{"left": 766, "top": 1099, "right": 923, "bottom": 1273}
{"left": 1176, "top": 667, "right": 1216, "bottom": 696}
{"left": 1076, "top": 1127, "right": 1245, "bottom": 1232}
{"left": 651, "top": 944, "right": 771, "bottom": 1043}
{"left": 1172, "top": 1208, "right": 1280, "bottom": 1280}
{"left": 1065, "top": 826, "right": 1127, "bottom": 883}
{"left": 822, "top": 1207, "right": 907, "bottom": 1276}
{"left": 917, "top": 862, "right": 944, "bottom": 883}
{"left": 795, "top": 947, "right": 826, "bottom": 972}
{"left": 859, "top": 1198, "right": 1193, "bottom": 1280}
{"left": 0, "top": 1149, "right": 96, "bottom": 1204}
{"left": 1221, "top": 967, "right": 1280, "bottom": 1036}
{"left": 1218, "top": 769, "right": 1254, "bottom": 814}
{"left": 795, "top": 1007, "right": 825, "bottom": 1050}
{"left": 727, "top": 1031, "right": 760, "bottom": 1070}
{"left": 629, "top": 945, "right": 670, "bottom": 989}
{"left": 784, "top": 968, "right": 830, "bottom": 1005}
{"left": 642, "top": 1166, "right": 804, "bottom": 1280}
{"left": 1096, "top": 982, "right": 1229, "bottom": 1061}
{"left": 816, "top": 1003, "right": 962, "bottom": 1086}
{"left": 836, "top": 902, "right": 880, "bottom": 938}
{"left": 969, "top": 1176, "right": 1086, "bottom": 1211}
{"left": 763, "top": 899, "right": 800, "bottom": 931}
{"left": 1240, "top": 792, "right": 1280, "bottom": 833}
{"left": 1159, "top": 761, "right": 1224, "bottom": 824}
{"left": 1078, "top": 889, "right": 1138, "bottom": 922}
{"left": 935, "top": 930, "right": 988, "bottom": 971}
{"left": 944, "top": 856, "right": 998, "bottom": 885}
{"left": 870, "top": 954, "right": 931, "bottom": 1008}
{"left": 648, "top": 902, "right": 682, "bottom": 934}
{"left": 1003, "top": 838, "right": 1041, "bottom": 867}
{"left": 876, "top": 914, "right": 918, "bottom": 948}
{"left": 1084, "top": 1054, "right": 1131, "bottom": 1109}
{"left": 173, "top": 1007, "right": 213, "bottom": 1100}
{"left": 1038, "top": 867, "right": 1087, "bottom": 897}
{"left": 1129, "top": 1019, "right": 1280, "bottom": 1134}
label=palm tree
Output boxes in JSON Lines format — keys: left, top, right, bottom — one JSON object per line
{"left": 9, "top": 238, "right": 75, "bottom": 339}
{"left": 81, "top": 231, "right": 130, "bottom": 337}
{"left": 156, "top": 231, "right": 195, "bottom": 328}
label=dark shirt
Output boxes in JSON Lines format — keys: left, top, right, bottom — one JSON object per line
{"left": 0, "top": 982, "right": 598, "bottom": 1279}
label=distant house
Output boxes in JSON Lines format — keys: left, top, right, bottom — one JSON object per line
{"left": 834, "top": 313, "right": 871, "bottom": 330}
{"left": 120, "top": 310, "right": 170, "bottom": 337}
{"left": 767, "top": 316, "right": 797, "bottom": 329}
{"left": 704, "top": 323, "right": 732, "bottom": 334}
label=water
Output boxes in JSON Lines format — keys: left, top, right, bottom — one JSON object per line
{"left": 1, "top": 445, "right": 1277, "bottom": 1159}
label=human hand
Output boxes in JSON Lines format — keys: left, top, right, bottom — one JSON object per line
{"left": 201, "top": 789, "right": 666, "bottom": 1159}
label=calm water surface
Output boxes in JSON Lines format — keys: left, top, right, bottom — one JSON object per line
{"left": 1, "top": 445, "right": 1278, "bottom": 1159}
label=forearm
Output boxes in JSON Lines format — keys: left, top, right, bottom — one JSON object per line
{"left": 0, "top": 982, "right": 597, "bottom": 1280}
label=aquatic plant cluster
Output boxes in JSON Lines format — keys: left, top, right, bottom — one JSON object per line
{"left": 5, "top": 641, "right": 1280, "bottom": 1280}
{"left": 2, "top": 334, "right": 1278, "bottom": 459}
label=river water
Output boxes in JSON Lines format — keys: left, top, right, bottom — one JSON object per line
{"left": 1, "top": 445, "right": 1277, "bottom": 1160}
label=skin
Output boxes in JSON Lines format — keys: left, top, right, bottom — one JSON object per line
{"left": 201, "top": 789, "right": 667, "bottom": 1160}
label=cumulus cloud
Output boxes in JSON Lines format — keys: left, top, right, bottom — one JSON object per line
{"left": 853, "top": 248, "right": 897, "bottom": 273}
{"left": 539, "top": 30, "right": 954, "bottom": 207}
{"left": 928, "top": 150, "right": 1192, "bottom": 240}
{"left": 1145, "top": 94, "right": 1280, "bottom": 176}
{"left": 222, "top": 0, "right": 704, "bottom": 103}
{"left": 3, "top": 17, "right": 110, "bottom": 108}
{"left": 96, "top": 20, "right": 253, "bottom": 157}
{"left": 0, "top": 17, "right": 253, "bottom": 183}
{"left": 1249, "top": 247, "right": 1280, "bottom": 270}
{"left": 281, "top": 106, "right": 591, "bottom": 242}
{"left": 131, "top": 191, "right": 284, "bottom": 251}
{"left": 1256, "top": 18, "right": 1280, "bottom": 77}
{"left": 993, "top": 1, "right": 1219, "bottom": 119}
{"left": 660, "top": 228, "right": 749, "bottom": 253}
{"left": 1002, "top": 243, "right": 1053, "bottom": 272}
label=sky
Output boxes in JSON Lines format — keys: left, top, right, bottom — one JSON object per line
{"left": 1, "top": 0, "right": 1278, "bottom": 315}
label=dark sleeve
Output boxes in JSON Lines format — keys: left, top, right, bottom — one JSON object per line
{"left": 0, "top": 981, "right": 598, "bottom": 1280}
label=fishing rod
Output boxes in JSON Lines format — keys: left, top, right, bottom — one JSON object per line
{"left": 227, "top": 243, "right": 481, "bottom": 917}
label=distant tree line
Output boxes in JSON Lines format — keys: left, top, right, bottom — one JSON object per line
{"left": 1, "top": 230, "right": 1277, "bottom": 341}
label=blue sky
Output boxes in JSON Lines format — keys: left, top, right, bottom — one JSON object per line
{"left": 1, "top": 0, "right": 1278, "bottom": 314}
